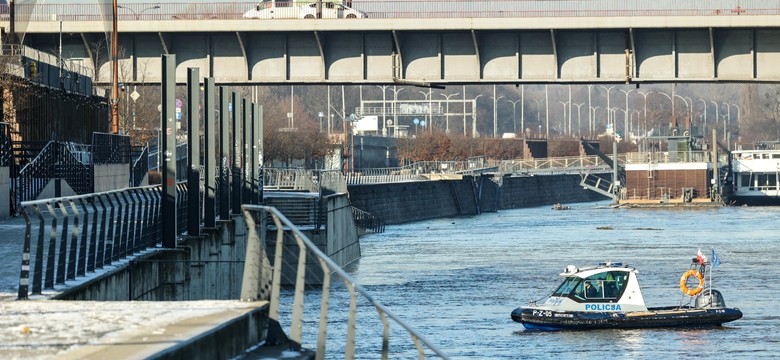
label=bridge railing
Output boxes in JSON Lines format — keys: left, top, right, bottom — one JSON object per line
{"left": 6, "top": 1, "right": 774, "bottom": 22}
{"left": 241, "top": 205, "right": 448, "bottom": 359}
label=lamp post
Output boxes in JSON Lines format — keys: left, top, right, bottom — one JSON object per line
{"left": 730, "top": 103, "right": 740, "bottom": 133}
{"left": 531, "top": 99, "right": 544, "bottom": 135}
{"left": 619, "top": 89, "right": 634, "bottom": 137}
{"left": 491, "top": 85, "right": 504, "bottom": 137}
{"left": 376, "top": 85, "right": 389, "bottom": 136}
{"left": 473, "top": 94, "right": 483, "bottom": 137}
{"left": 318, "top": 111, "right": 324, "bottom": 133}
{"left": 587, "top": 84, "right": 594, "bottom": 139}
{"left": 441, "top": 92, "right": 460, "bottom": 134}
{"left": 721, "top": 102, "right": 731, "bottom": 138}
{"left": 698, "top": 99, "right": 708, "bottom": 131}
{"left": 418, "top": 89, "right": 433, "bottom": 133}
{"left": 573, "top": 102, "right": 585, "bottom": 138}
{"left": 117, "top": 4, "right": 161, "bottom": 20}
{"left": 520, "top": 84, "right": 525, "bottom": 138}
{"left": 654, "top": 91, "right": 673, "bottom": 126}
{"left": 636, "top": 91, "right": 651, "bottom": 135}
{"left": 590, "top": 106, "right": 600, "bottom": 136}
{"left": 544, "top": 85, "right": 549, "bottom": 139}
{"left": 558, "top": 100, "right": 569, "bottom": 136}
{"left": 507, "top": 98, "right": 522, "bottom": 135}
{"left": 599, "top": 85, "right": 616, "bottom": 131}
{"left": 390, "top": 86, "right": 404, "bottom": 132}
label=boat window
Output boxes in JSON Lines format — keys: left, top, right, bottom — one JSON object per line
{"left": 570, "top": 271, "right": 628, "bottom": 302}
{"left": 551, "top": 277, "right": 581, "bottom": 297}
{"left": 740, "top": 174, "right": 751, "bottom": 188}
{"left": 773, "top": 154, "right": 780, "bottom": 159}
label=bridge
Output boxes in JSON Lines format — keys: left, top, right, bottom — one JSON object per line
{"left": 8, "top": 1, "right": 780, "bottom": 85}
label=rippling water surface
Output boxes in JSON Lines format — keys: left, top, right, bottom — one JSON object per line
{"left": 285, "top": 201, "right": 780, "bottom": 359}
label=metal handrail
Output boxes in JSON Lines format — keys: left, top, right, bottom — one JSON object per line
{"left": 241, "top": 205, "right": 449, "bottom": 359}
{"left": 4, "top": 1, "right": 773, "bottom": 22}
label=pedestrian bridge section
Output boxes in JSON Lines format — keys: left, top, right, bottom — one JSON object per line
{"left": 15, "top": 15, "right": 780, "bottom": 84}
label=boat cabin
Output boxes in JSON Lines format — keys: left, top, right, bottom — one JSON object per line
{"left": 532, "top": 263, "right": 648, "bottom": 312}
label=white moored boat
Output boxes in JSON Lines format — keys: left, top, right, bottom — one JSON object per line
{"left": 729, "top": 148, "right": 780, "bottom": 206}
{"left": 511, "top": 256, "right": 742, "bottom": 330}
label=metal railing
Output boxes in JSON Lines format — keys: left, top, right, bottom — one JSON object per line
{"left": 263, "top": 168, "right": 318, "bottom": 192}
{"left": 623, "top": 151, "right": 712, "bottom": 164}
{"left": 0, "top": 123, "right": 11, "bottom": 167}
{"left": 241, "top": 205, "right": 448, "bottom": 359}
{"left": 17, "top": 186, "right": 162, "bottom": 299}
{"left": 352, "top": 206, "right": 385, "bottom": 233}
{"left": 15, "top": 141, "right": 92, "bottom": 206}
{"left": 131, "top": 145, "right": 150, "bottom": 187}
{"left": 4, "top": 1, "right": 774, "bottom": 22}
{"left": 500, "top": 155, "right": 615, "bottom": 175}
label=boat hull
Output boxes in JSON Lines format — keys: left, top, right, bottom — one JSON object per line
{"left": 512, "top": 306, "right": 742, "bottom": 330}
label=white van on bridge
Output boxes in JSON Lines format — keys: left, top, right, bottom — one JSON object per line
{"left": 243, "top": 0, "right": 367, "bottom": 19}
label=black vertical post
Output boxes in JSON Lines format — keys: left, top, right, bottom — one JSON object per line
{"left": 187, "top": 67, "right": 201, "bottom": 237}
{"left": 161, "top": 54, "right": 177, "bottom": 248}
{"left": 219, "top": 86, "right": 230, "bottom": 220}
{"left": 253, "top": 103, "right": 264, "bottom": 204}
{"left": 204, "top": 78, "right": 216, "bottom": 228}
{"left": 250, "top": 103, "right": 257, "bottom": 205}
{"left": 231, "top": 92, "right": 242, "bottom": 214}
{"left": 242, "top": 98, "right": 252, "bottom": 203}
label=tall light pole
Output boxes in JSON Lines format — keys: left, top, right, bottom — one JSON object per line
{"left": 599, "top": 85, "right": 616, "bottom": 131}
{"left": 587, "top": 84, "right": 593, "bottom": 139}
{"left": 441, "top": 92, "right": 460, "bottom": 133}
{"left": 698, "top": 98, "right": 708, "bottom": 131}
{"left": 520, "top": 84, "right": 525, "bottom": 137}
{"left": 491, "top": 85, "right": 504, "bottom": 137}
{"left": 721, "top": 102, "right": 731, "bottom": 137}
{"left": 418, "top": 89, "right": 433, "bottom": 133}
{"left": 473, "top": 94, "right": 483, "bottom": 137}
{"left": 390, "top": 86, "right": 404, "bottom": 133}
{"left": 573, "top": 102, "right": 585, "bottom": 137}
{"left": 589, "top": 105, "right": 600, "bottom": 137}
{"left": 111, "top": 0, "right": 119, "bottom": 134}
{"left": 507, "top": 99, "right": 522, "bottom": 134}
{"left": 731, "top": 103, "right": 740, "bottom": 133}
{"left": 619, "top": 89, "right": 634, "bottom": 138}
{"left": 558, "top": 100, "right": 569, "bottom": 136}
{"left": 654, "top": 91, "right": 673, "bottom": 127}
{"left": 544, "top": 85, "right": 549, "bottom": 139}
{"left": 376, "top": 85, "right": 389, "bottom": 136}
{"left": 532, "top": 98, "right": 543, "bottom": 137}
{"left": 710, "top": 100, "right": 720, "bottom": 132}
{"left": 636, "top": 91, "right": 651, "bottom": 136}
{"left": 675, "top": 94, "right": 690, "bottom": 126}
{"left": 463, "top": 85, "right": 467, "bottom": 136}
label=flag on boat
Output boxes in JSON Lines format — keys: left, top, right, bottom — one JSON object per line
{"left": 711, "top": 249, "right": 721, "bottom": 269}
{"left": 696, "top": 249, "right": 707, "bottom": 265}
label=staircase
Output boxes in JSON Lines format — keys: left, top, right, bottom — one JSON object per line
{"left": 580, "top": 173, "right": 618, "bottom": 201}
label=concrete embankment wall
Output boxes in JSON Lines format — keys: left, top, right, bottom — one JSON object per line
{"left": 347, "top": 176, "right": 479, "bottom": 224}
{"left": 94, "top": 163, "right": 131, "bottom": 192}
{"left": 348, "top": 174, "right": 607, "bottom": 225}
{"left": 56, "top": 217, "right": 248, "bottom": 301}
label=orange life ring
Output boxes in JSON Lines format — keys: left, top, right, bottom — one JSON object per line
{"left": 679, "top": 269, "right": 704, "bottom": 296}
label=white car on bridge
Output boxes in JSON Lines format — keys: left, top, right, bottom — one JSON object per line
{"left": 243, "top": 1, "right": 366, "bottom": 19}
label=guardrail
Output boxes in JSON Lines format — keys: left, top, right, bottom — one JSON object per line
{"left": 17, "top": 186, "right": 162, "bottom": 299}
{"left": 2, "top": 1, "right": 770, "bottom": 22}
{"left": 241, "top": 205, "right": 448, "bottom": 359}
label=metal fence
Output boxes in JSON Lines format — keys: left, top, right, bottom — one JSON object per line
{"left": 351, "top": 206, "right": 384, "bottom": 233}
{"left": 131, "top": 145, "right": 149, "bottom": 187}
{"left": 241, "top": 205, "right": 448, "bottom": 359}
{"left": 17, "top": 186, "right": 162, "bottom": 299}
{"left": 6, "top": 1, "right": 776, "bottom": 22}
{"left": 15, "top": 141, "right": 92, "bottom": 205}
{"left": 0, "top": 123, "right": 11, "bottom": 167}
{"left": 91, "top": 133, "right": 131, "bottom": 165}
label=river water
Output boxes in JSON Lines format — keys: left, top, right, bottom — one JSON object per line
{"left": 283, "top": 200, "right": 780, "bottom": 359}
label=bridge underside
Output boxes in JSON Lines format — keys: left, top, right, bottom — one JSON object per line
{"left": 26, "top": 28, "right": 780, "bottom": 84}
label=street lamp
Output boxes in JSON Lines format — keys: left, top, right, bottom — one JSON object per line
{"left": 473, "top": 94, "right": 483, "bottom": 137}
{"left": 558, "top": 100, "right": 569, "bottom": 136}
{"left": 599, "top": 85, "right": 616, "bottom": 131}
{"left": 619, "top": 89, "right": 634, "bottom": 138}
{"left": 636, "top": 91, "right": 651, "bottom": 134}
{"left": 698, "top": 99, "right": 708, "bottom": 131}
{"left": 572, "top": 102, "right": 585, "bottom": 138}
{"left": 390, "top": 86, "right": 404, "bottom": 132}
{"left": 118, "top": 4, "right": 161, "bottom": 20}
{"left": 730, "top": 103, "right": 740, "bottom": 133}
{"left": 653, "top": 91, "right": 673, "bottom": 127}
{"left": 531, "top": 98, "right": 544, "bottom": 133}
{"left": 441, "top": 92, "right": 460, "bottom": 134}
{"left": 418, "top": 89, "right": 433, "bottom": 133}
{"left": 318, "top": 111, "right": 324, "bottom": 133}
{"left": 506, "top": 98, "right": 522, "bottom": 135}
{"left": 590, "top": 106, "right": 600, "bottom": 137}
{"left": 491, "top": 85, "right": 503, "bottom": 137}
{"left": 376, "top": 85, "right": 389, "bottom": 136}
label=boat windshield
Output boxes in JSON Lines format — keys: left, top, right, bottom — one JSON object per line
{"left": 551, "top": 276, "right": 581, "bottom": 297}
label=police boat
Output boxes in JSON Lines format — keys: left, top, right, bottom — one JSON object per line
{"left": 511, "top": 258, "right": 742, "bottom": 330}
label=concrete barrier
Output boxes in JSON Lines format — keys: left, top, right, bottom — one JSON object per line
{"left": 94, "top": 163, "right": 131, "bottom": 192}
